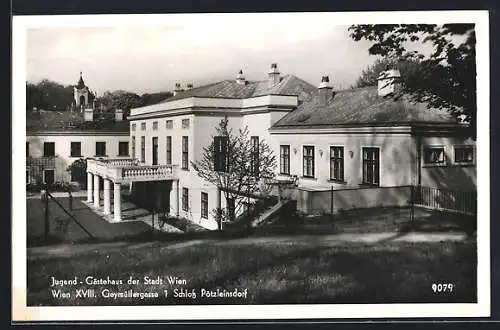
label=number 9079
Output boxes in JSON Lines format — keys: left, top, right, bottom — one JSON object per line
{"left": 432, "top": 283, "right": 454, "bottom": 293}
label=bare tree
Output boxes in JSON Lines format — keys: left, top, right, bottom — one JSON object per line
{"left": 191, "top": 117, "right": 277, "bottom": 228}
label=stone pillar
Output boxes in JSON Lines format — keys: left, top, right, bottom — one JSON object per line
{"left": 217, "top": 187, "right": 222, "bottom": 230}
{"left": 113, "top": 182, "right": 122, "bottom": 222}
{"left": 217, "top": 187, "right": 222, "bottom": 210}
{"left": 103, "top": 179, "right": 111, "bottom": 215}
{"left": 93, "top": 175, "right": 100, "bottom": 208}
{"left": 87, "top": 172, "right": 93, "bottom": 202}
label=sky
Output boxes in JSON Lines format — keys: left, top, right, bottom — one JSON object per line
{"left": 27, "top": 15, "right": 396, "bottom": 96}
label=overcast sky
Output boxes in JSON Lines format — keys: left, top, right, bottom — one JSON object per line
{"left": 27, "top": 20, "right": 387, "bottom": 96}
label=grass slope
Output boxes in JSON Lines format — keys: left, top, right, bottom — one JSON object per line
{"left": 28, "top": 240, "right": 476, "bottom": 306}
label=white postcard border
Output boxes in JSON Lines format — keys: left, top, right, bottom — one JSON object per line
{"left": 12, "top": 10, "right": 491, "bottom": 321}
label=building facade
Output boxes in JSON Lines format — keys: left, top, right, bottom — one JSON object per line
{"left": 85, "top": 65, "right": 476, "bottom": 228}
{"left": 26, "top": 73, "right": 130, "bottom": 187}
{"left": 269, "top": 73, "right": 476, "bottom": 214}
{"left": 87, "top": 64, "right": 317, "bottom": 227}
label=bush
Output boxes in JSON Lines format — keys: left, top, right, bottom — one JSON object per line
{"left": 26, "top": 181, "right": 75, "bottom": 193}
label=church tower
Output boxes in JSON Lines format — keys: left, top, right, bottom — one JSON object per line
{"left": 73, "top": 71, "right": 94, "bottom": 111}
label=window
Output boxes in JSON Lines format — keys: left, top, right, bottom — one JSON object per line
{"left": 201, "top": 192, "right": 208, "bottom": 219}
{"left": 166, "top": 136, "right": 172, "bottom": 165}
{"left": 454, "top": 146, "right": 474, "bottom": 164}
{"left": 95, "top": 142, "right": 106, "bottom": 156}
{"left": 182, "top": 187, "right": 189, "bottom": 212}
{"left": 44, "top": 169, "right": 55, "bottom": 184}
{"left": 26, "top": 142, "right": 29, "bottom": 157}
{"left": 423, "top": 146, "right": 445, "bottom": 165}
{"left": 140, "top": 136, "right": 145, "bottom": 163}
{"left": 152, "top": 121, "right": 158, "bottom": 130}
{"left": 182, "top": 136, "right": 189, "bottom": 170}
{"left": 118, "top": 141, "right": 129, "bottom": 156}
{"left": 330, "top": 146, "right": 344, "bottom": 181}
{"left": 43, "top": 142, "right": 55, "bottom": 157}
{"left": 131, "top": 136, "right": 136, "bottom": 159}
{"left": 280, "top": 145, "right": 290, "bottom": 175}
{"left": 182, "top": 119, "right": 190, "bottom": 129}
{"left": 227, "top": 198, "right": 235, "bottom": 221}
{"left": 141, "top": 122, "right": 146, "bottom": 130}
{"left": 250, "top": 136, "right": 259, "bottom": 176}
{"left": 131, "top": 123, "right": 136, "bottom": 131}
{"left": 152, "top": 137, "right": 158, "bottom": 165}
{"left": 303, "top": 146, "right": 315, "bottom": 178}
{"left": 362, "top": 147, "right": 380, "bottom": 185}
{"left": 214, "top": 136, "right": 229, "bottom": 172}
{"left": 26, "top": 170, "right": 30, "bottom": 184}
{"left": 70, "top": 142, "right": 82, "bottom": 157}
{"left": 166, "top": 120, "right": 173, "bottom": 129}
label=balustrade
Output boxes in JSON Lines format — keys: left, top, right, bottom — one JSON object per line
{"left": 87, "top": 158, "right": 176, "bottom": 182}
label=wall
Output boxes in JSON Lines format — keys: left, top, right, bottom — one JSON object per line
{"left": 418, "top": 136, "right": 476, "bottom": 191}
{"left": 283, "top": 186, "right": 412, "bottom": 214}
{"left": 270, "top": 131, "right": 416, "bottom": 190}
{"left": 26, "top": 133, "right": 130, "bottom": 183}
{"left": 129, "top": 114, "right": 194, "bottom": 167}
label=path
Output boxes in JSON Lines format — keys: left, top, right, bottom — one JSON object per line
{"left": 27, "top": 197, "right": 153, "bottom": 242}
{"left": 27, "top": 230, "right": 472, "bottom": 260}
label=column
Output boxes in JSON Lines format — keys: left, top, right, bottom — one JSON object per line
{"left": 103, "top": 179, "right": 111, "bottom": 215}
{"left": 87, "top": 172, "right": 93, "bottom": 202}
{"left": 113, "top": 182, "right": 122, "bottom": 222}
{"left": 93, "top": 175, "right": 100, "bottom": 208}
{"left": 216, "top": 187, "right": 222, "bottom": 230}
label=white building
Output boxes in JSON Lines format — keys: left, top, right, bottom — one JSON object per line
{"left": 26, "top": 108, "right": 129, "bottom": 186}
{"left": 85, "top": 64, "right": 476, "bottom": 228}
{"left": 269, "top": 72, "right": 476, "bottom": 214}
{"left": 26, "top": 73, "right": 130, "bottom": 187}
{"left": 86, "top": 63, "right": 316, "bottom": 227}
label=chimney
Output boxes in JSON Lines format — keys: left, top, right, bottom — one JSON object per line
{"left": 115, "top": 108, "right": 123, "bottom": 122}
{"left": 173, "top": 83, "right": 183, "bottom": 96}
{"left": 236, "top": 69, "right": 246, "bottom": 85}
{"left": 318, "top": 76, "right": 333, "bottom": 106}
{"left": 377, "top": 69, "right": 401, "bottom": 97}
{"left": 268, "top": 63, "right": 280, "bottom": 88}
{"left": 84, "top": 108, "right": 94, "bottom": 121}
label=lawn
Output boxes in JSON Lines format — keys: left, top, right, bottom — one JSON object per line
{"left": 27, "top": 239, "right": 476, "bottom": 306}
{"left": 268, "top": 207, "right": 476, "bottom": 235}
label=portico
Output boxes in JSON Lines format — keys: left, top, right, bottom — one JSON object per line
{"left": 86, "top": 158, "right": 178, "bottom": 222}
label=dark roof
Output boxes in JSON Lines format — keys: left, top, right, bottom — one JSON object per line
{"left": 272, "top": 86, "right": 459, "bottom": 128}
{"left": 26, "top": 110, "right": 129, "bottom": 133}
{"left": 136, "top": 74, "right": 317, "bottom": 107}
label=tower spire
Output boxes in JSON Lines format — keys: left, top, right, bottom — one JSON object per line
{"left": 77, "top": 70, "right": 85, "bottom": 89}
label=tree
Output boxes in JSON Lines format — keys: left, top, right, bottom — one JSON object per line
{"left": 348, "top": 24, "right": 476, "bottom": 138}
{"left": 140, "top": 91, "right": 174, "bottom": 106}
{"left": 355, "top": 57, "right": 423, "bottom": 88}
{"left": 191, "top": 117, "right": 277, "bottom": 229}
{"left": 26, "top": 79, "right": 74, "bottom": 112}
{"left": 96, "top": 90, "right": 144, "bottom": 118}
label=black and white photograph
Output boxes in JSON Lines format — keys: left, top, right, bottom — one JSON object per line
{"left": 12, "top": 11, "right": 490, "bottom": 321}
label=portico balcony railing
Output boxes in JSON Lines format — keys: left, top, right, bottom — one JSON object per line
{"left": 87, "top": 158, "right": 178, "bottom": 183}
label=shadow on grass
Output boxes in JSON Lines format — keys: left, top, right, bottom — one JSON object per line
{"left": 27, "top": 205, "right": 477, "bottom": 248}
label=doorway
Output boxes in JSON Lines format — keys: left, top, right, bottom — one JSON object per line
{"left": 43, "top": 169, "right": 55, "bottom": 185}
